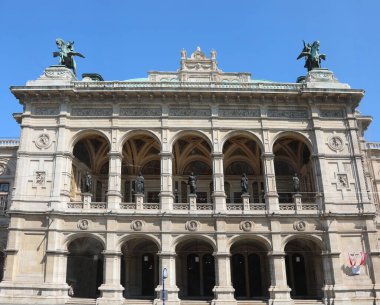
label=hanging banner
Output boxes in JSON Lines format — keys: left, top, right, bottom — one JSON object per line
{"left": 348, "top": 252, "right": 367, "bottom": 275}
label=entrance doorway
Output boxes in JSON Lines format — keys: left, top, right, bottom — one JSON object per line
{"left": 66, "top": 237, "right": 104, "bottom": 298}
{"left": 285, "top": 239, "right": 324, "bottom": 299}
{"left": 230, "top": 240, "right": 269, "bottom": 299}
{"left": 176, "top": 239, "right": 215, "bottom": 299}
{"left": 121, "top": 238, "right": 159, "bottom": 299}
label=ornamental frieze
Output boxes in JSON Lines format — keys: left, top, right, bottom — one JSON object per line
{"left": 71, "top": 107, "right": 113, "bottom": 116}
{"left": 34, "top": 107, "right": 60, "bottom": 116}
{"left": 320, "top": 109, "right": 344, "bottom": 118}
{"left": 219, "top": 108, "right": 260, "bottom": 118}
{"left": 120, "top": 107, "right": 162, "bottom": 116}
{"left": 169, "top": 108, "right": 211, "bottom": 117}
{"left": 267, "top": 109, "right": 308, "bottom": 119}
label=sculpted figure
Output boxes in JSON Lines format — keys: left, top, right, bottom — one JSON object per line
{"left": 53, "top": 38, "right": 85, "bottom": 76}
{"left": 135, "top": 172, "right": 145, "bottom": 194}
{"left": 297, "top": 40, "right": 326, "bottom": 72}
{"left": 241, "top": 173, "right": 249, "bottom": 194}
{"left": 84, "top": 173, "right": 92, "bottom": 193}
{"left": 188, "top": 172, "right": 197, "bottom": 194}
{"left": 293, "top": 173, "right": 300, "bottom": 194}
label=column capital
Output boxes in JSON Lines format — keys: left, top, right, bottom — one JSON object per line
{"left": 211, "top": 152, "right": 224, "bottom": 158}
{"left": 212, "top": 252, "right": 231, "bottom": 258}
{"left": 157, "top": 251, "right": 177, "bottom": 257}
{"left": 261, "top": 152, "right": 275, "bottom": 158}
{"left": 107, "top": 151, "right": 122, "bottom": 158}
{"left": 159, "top": 151, "right": 173, "bottom": 158}
{"left": 102, "top": 250, "right": 123, "bottom": 257}
{"left": 268, "top": 251, "right": 285, "bottom": 257}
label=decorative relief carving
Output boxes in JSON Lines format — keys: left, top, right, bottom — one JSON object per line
{"left": 169, "top": 108, "right": 211, "bottom": 117}
{"left": 267, "top": 109, "right": 308, "bottom": 119}
{"left": 77, "top": 219, "right": 89, "bottom": 230}
{"left": 320, "top": 109, "right": 344, "bottom": 118}
{"left": 34, "top": 107, "right": 60, "bottom": 116}
{"left": 337, "top": 174, "right": 348, "bottom": 188}
{"left": 35, "top": 171, "right": 46, "bottom": 186}
{"left": 293, "top": 220, "right": 306, "bottom": 231}
{"left": 131, "top": 220, "right": 144, "bottom": 231}
{"left": 307, "top": 70, "right": 336, "bottom": 82}
{"left": 0, "top": 164, "right": 6, "bottom": 176}
{"left": 120, "top": 107, "right": 161, "bottom": 116}
{"left": 42, "top": 66, "right": 75, "bottom": 80}
{"left": 35, "top": 133, "right": 51, "bottom": 149}
{"left": 239, "top": 220, "right": 254, "bottom": 232}
{"left": 185, "top": 220, "right": 200, "bottom": 231}
{"left": 71, "top": 108, "right": 113, "bottom": 116}
{"left": 328, "top": 136, "right": 344, "bottom": 151}
{"left": 219, "top": 108, "right": 260, "bottom": 118}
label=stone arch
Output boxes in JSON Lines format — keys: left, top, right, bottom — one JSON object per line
{"left": 169, "top": 130, "right": 213, "bottom": 153}
{"left": 281, "top": 234, "right": 325, "bottom": 252}
{"left": 69, "top": 129, "right": 111, "bottom": 152}
{"left": 119, "top": 129, "right": 162, "bottom": 154}
{"left": 227, "top": 234, "right": 272, "bottom": 253}
{"left": 171, "top": 234, "right": 216, "bottom": 253}
{"left": 116, "top": 233, "right": 161, "bottom": 252}
{"left": 221, "top": 130, "right": 264, "bottom": 153}
{"left": 63, "top": 233, "right": 106, "bottom": 251}
{"left": 270, "top": 131, "right": 313, "bottom": 153}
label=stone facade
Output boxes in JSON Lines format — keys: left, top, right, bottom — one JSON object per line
{"left": 0, "top": 48, "right": 379, "bottom": 305}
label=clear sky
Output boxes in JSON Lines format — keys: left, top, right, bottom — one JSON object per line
{"left": 1, "top": 0, "right": 379, "bottom": 140}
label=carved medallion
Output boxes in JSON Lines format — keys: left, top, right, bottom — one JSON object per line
{"left": 131, "top": 220, "right": 144, "bottom": 231}
{"left": 293, "top": 221, "right": 306, "bottom": 231}
{"left": 0, "top": 164, "right": 6, "bottom": 176}
{"left": 77, "top": 219, "right": 89, "bottom": 230}
{"left": 328, "top": 136, "right": 344, "bottom": 151}
{"left": 35, "top": 133, "right": 51, "bottom": 149}
{"left": 239, "top": 220, "right": 254, "bottom": 232}
{"left": 185, "top": 220, "right": 200, "bottom": 231}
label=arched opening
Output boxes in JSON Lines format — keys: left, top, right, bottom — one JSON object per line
{"left": 70, "top": 134, "right": 110, "bottom": 203}
{"left": 120, "top": 238, "right": 159, "bottom": 299}
{"left": 273, "top": 136, "right": 316, "bottom": 203}
{"left": 172, "top": 135, "right": 212, "bottom": 205}
{"left": 121, "top": 134, "right": 161, "bottom": 204}
{"left": 230, "top": 240, "right": 269, "bottom": 300}
{"left": 284, "top": 238, "right": 324, "bottom": 300}
{"left": 66, "top": 237, "right": 104, "bottom": 298}
{"left": 176, "top": 238, "right": 215, "bottom": 300}
{"left": 223, "top": 136, "right": 263, "bottom": 204}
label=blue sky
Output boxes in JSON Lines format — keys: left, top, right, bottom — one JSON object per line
{"left": 1, "top": 0, "right": 379, "bottom": 140}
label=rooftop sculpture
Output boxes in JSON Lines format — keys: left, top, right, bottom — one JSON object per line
{"left": 53, "top": 38, "right": 85, "bottom": 76}
{"left": 297, "top": 40, "right": 326, "bottom": 72}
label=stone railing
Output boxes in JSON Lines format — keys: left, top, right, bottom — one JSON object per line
{"left": 279, "top": 202, "right": 319, "bottom": 212}
{"left": 227, "top": 203, "right": 266, "bottom": 211}
{"left": 0, "top": 139, "right": 19, "bottom": 147}
{"left": 73, "top": 81, "right": 301, "bottom": 92}
{"left": 366, "top": 142, "right": 380, "bottom": 149}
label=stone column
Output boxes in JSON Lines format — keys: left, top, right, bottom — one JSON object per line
{"left": 212, "top": 153, "right": 226, "bottom": 212}
{"left": 159, "top": 152, "right": 174, "bottom": 211}
{"left": 98, "top": 250, "right": 124, "bottom": 305}
{"left": 107, "top": 152, "right": 122, "bottom": 209}
{"left": 212, "top": 253, "right": 236, "bottom": 305}
{"left": 155, "top": 252, "right": 180, "bottom": 305}
{"left": 261, "top": 153, "right": 279, "bottom": 211}
{"left": 268, "top": 252, "right": 292, "bottom": 305}
{"left": 268, "top": 229, "right": 291, "bottom": 305}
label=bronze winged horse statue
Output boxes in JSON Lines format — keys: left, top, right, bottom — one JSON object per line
{"left": 53, "top": 38, "right": 85, "bottom": 76}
